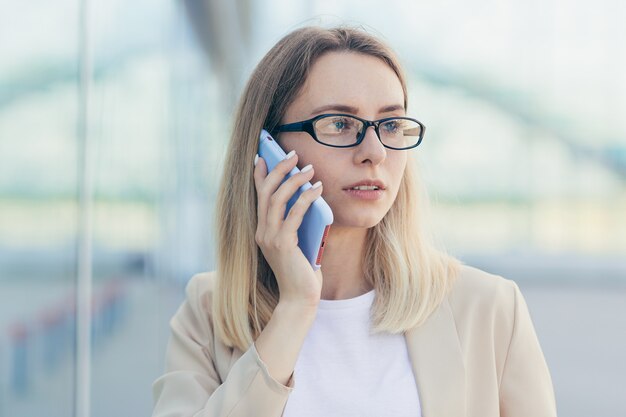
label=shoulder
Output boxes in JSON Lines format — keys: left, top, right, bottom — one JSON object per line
{"left": 183, "top": 271, "right": 218, "bottom": 316}
{"left": 449, "top": 263, "right": 520, "bottom": 302}
{"left": 169, "top": 271, "right": 221, "bottom": 354}
{"left": 447, "top": 264, "right": 521, "bottom": 325}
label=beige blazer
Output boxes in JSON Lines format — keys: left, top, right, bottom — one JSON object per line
{"left": 152, "top": 265, "right": 557, "bottom": 417}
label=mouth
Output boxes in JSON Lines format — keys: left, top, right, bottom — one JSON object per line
{"left": 342, "top": 180, "right": 386, "bottom": 191}
{"left": 347, "top": 185, "right": 381, "bottom": 191}
{"left": 343, "top": 186, "right": 385, "bottom": 200}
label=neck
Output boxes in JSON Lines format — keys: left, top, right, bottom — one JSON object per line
{"left": 319, "top": 226, "right": 373, "bottom": 300}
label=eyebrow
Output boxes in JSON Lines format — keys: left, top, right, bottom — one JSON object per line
{"left": 309, "top": 103, "right": 405, "bottom": 117}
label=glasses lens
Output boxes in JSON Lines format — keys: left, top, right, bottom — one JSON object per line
{"left": 313, "top": 115, "right": 363, "bottom": 146}
{"left": 379, "top": 118, "right": 422, "bottom": 149}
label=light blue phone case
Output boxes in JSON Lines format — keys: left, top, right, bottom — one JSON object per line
{"left": 258, "top": 129, "right": 334, "bottom": 270}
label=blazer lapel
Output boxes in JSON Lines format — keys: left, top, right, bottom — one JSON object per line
{"left": 404, "top": 297, "right": 466, "bottom": 417}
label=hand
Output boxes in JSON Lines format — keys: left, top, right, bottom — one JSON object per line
{"left": 253, "top": 151, "right": 324, "bottom": 308}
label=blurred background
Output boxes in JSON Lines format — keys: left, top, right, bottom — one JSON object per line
{"left": 0, "top": 0, "right": 624, "bottom": 416}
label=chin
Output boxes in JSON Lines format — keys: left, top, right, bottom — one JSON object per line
{"left": 326, "top": 195, "right": 393, "bottom": 229}
{"left": 332, "top": 212, "right": 385, "bottom": 229}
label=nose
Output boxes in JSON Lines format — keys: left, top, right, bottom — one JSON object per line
{"left": 354, "top": 126, "right": 386, "bottom": 165}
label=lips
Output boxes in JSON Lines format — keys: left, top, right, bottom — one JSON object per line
{"left": 343, "top": 179, "right": 387, "bottom": 190}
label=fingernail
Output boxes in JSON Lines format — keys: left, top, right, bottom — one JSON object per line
{"left": 301, "top": 164, "right": 313, "bottom": 173}
{"left": 254, "top": 154, "right": 259, "bottom": 166}
{"left": 311, "top": 181, "right": 322, "bottom": 189}
{"left": 285, "top": 150, "right": 296, "bottom": 159}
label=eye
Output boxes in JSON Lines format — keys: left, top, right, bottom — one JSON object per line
{"left": 381, "top": 120, "right": 401, "bottom": 134}
{"left": 316, "top": 116, "right": 359, "bottom": 135}
{"left": 333, "top": 120, "right": 346, "bottom": 130}
{"left": 329, "top": 117, "right": 355, "bottom": 132}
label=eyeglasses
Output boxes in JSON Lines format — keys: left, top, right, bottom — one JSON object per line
{"left": 273, "top": 113, "right": 425, "bottom": 150}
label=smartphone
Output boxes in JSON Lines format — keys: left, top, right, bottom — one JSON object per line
{"left": 258, "top": 129, "right": 333, "bottom": 270}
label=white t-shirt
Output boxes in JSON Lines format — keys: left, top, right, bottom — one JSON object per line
{"left": 282, "top": 289, "right": 422, "bottom": 417}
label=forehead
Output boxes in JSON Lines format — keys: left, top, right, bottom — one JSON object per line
{"left": 291, "top": 51, "right": 405, "bottom": 117}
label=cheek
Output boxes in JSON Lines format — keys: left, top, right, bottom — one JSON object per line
{"left": 279, "top": 137, "right": 323, "bottom": 167}
{"left": 299, "top": 150, "right": 339, "bottom": 180}
{"left": 390, "top": 154, "right": 408, "bottom": 181}
{"left": 309, "top": 159, "right": 337, "bottom": 186}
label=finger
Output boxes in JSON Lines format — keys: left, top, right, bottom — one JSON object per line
{"left": 259, "top": 151, "right": 299, "bottom": 198}
{"left": 281, "top": 181, "right": 324, "bottom": 234}
{"left": 253, "top": 155, "right": 269, "bottom": 228}
{"left": 266, "top": 165, "right": 315, "bottom": 231}
{"left": 254, "top": 151, "right": 298, "bottom": 236}
{"left": 253, "top": 154, "right": 269, "bottom": 195}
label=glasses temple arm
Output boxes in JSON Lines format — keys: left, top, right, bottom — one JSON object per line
{"left": 274, "top": 122, "right": 306, "bottom": 132}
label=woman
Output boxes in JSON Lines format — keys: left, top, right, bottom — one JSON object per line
{"left": 152, "top": 26, "right": 557, "bottom": 417}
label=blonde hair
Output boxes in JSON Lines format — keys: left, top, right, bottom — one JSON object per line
{"left": 213, "top": 25, "right": 460, "bottom": 351}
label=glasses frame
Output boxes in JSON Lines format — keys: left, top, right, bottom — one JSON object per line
{"left": 272, "top": 113, "right": 426, "bottom": 150}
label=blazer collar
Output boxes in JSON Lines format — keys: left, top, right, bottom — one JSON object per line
{"left": 404, "top": 297, "right": 466, "bottom": 417}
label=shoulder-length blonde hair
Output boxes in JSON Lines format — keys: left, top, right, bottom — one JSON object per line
{"left": 213, "top": 25, "right": 460, "bottom": 351}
